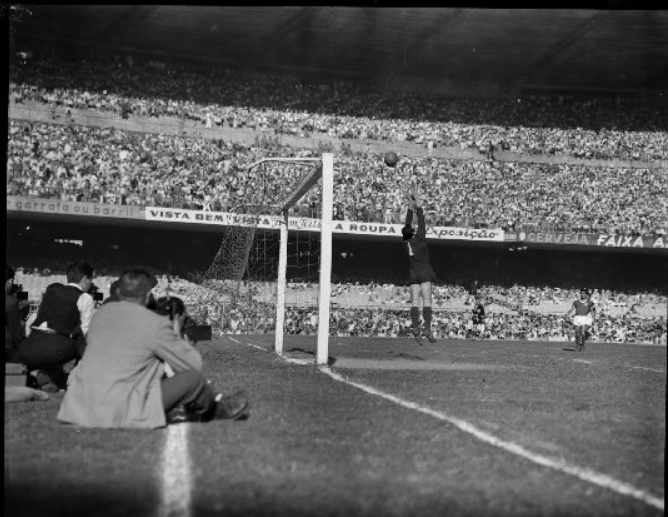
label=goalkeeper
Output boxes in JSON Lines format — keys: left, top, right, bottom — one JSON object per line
{"left": 401, "top": 186, "right": 437, "bottom": 345}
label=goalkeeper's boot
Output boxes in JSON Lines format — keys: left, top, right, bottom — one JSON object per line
{"left": 412, "top": 327, "right": 424, "bottom": 346}
{"left": 425, "top": 329, "right": 437, "bottom": 344}
{"left": 579, "top": 337, "right": 586, "bottom": 352}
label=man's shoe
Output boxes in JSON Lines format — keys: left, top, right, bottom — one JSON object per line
{"left": 212, "top": 390, "right": 250, "bottom": 421}
{"left": 425, "top": 331, "right": 437, "bottom": 344}
{"left": 412, "top": 328, "right": 424, "bottom": 346}
{"left": 166, "top": 406, "right": 202, "bottom": 425}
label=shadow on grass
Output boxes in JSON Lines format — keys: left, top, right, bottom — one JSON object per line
{"left": 5, "top": 481, "right": 160, "bottom": 517}
{"left": 285, "top": 347, "right": 336, "bottom": 366}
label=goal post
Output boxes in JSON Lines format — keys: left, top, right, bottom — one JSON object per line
{"left": 316, "top": 153, "right": 334, "bottom": 365}
{"left": 184, "top": 153, "right": 333, "bottom": 364}
{"left": 249, "top": 153, "right": 333, "bottom": 365}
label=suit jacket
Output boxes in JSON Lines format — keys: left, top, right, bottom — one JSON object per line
{"left": 5, "top": 294, "right": 25, "bottom": 357}
{"left": 57, "top": 300, "right": 203, "bottom": 429}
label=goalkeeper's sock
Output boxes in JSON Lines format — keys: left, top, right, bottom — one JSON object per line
{"left": 410, "top": 306, "right": 420, "bottom": 332}
{"left": 423, "top": 306, "right": 432, "bottom": 331}
{"left": 423, "top": 306, "right": 436, "bottom": 342}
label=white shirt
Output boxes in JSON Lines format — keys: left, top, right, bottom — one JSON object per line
{"left": 68, "top": 283, "right": 95, "bottom": 336}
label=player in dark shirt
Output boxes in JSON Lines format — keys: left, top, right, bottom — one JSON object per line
{"left": 471, "top": 297, "right": 486, "bottom": 339}
{"left": 565, "top": 289, "right": 596, "bottom": 352}
{"left": 402, "top": 186, "right": 437, "bottom": 345}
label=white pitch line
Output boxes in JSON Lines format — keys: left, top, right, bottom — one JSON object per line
{"left": 232, "top": 336, "right": 664, "bottom": 510}
{"left": 157, "top": 423, "right": 192, "bottom": 517}
{"left": 628, "top": 365, "right": 665, "bottom": 373}
{"left": 319, "top": 365, "right": 665, "bottom": 512}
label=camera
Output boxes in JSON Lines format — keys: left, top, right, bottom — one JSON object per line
{"left": 182, "top": 316, "right": 213, "bottom": 343}
{"left": 9, "top": 283, "right": 29, "bottom": 301}
{"left": 88, "top": 283, "right": 104, "bottom": 302}
{"left": 151, "top": 296, "right": 212, "bottom": 343}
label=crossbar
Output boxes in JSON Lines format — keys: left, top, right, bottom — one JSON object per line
{"left": 247, "top": 157, "right": 322, "bottom": 172}
{"left": 280, "top": 163, "right": 323, "bottom": 211}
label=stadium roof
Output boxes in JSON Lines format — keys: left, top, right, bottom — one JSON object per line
{"left": 9, "top": 5, "right": 668, "bottom": 93}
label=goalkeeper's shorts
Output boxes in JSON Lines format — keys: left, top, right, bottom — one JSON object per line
{"left": 407, "top": 265, "right": 437, "bottom": 285}
{"left": 573, "top": 315, "right": 593, "bottom": 327}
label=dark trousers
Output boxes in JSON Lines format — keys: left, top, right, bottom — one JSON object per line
{"left": 161, "top": 370, "right": 215, "bottom": 417}
{"left": 18, "top": 330, "right": 84, "bottom": 389}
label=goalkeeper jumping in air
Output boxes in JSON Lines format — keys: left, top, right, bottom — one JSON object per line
{"left": 402, "top": 185, "right": 437, "bottom": 345}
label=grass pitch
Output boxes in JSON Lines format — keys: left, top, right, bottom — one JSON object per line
{"left": 5, "top": 336, "right": 665, "bottom": 517}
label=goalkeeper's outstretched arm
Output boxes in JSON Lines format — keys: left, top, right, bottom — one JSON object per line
{"left": 403, "top": 190, "right": 415, "bottom": 227}
{"left": 413, "top": 186, "right": 426, "bottom": 238}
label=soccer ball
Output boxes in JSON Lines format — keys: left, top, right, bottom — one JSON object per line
{"left": 384, "top": 152, "right": 398, "bottom": 167}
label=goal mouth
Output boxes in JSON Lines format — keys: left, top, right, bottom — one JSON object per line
{"left": 189, "top": 153, "right": 334, "bottom": 365}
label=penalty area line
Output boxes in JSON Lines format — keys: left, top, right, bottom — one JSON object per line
{"left": 158, "top": 423, "right": 192, "bottom": 517}
{"left": 319, "top": 366, "right": 664, "bottom": 512}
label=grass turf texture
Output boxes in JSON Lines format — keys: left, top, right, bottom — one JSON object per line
{"left": 5, "top": 336, "right": 665, "bottom": 517}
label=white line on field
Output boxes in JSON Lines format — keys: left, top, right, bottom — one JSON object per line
{"left": 158, "top": 423, "right": 192, "bottom": 517}
{"left": 232, "top": 336, "right": 664, "bottom": 511}
{"left": 318, "top": 366, "right": 665, "bottom": 512}
{"left": 628, "top": 365, "right": 665, "bottom": 373}
{"left": 229, "top": 337, "right": 313, "bottom": 365}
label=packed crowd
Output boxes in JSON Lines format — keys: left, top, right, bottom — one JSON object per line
{"left": 145, "top": 276, "right": 668, "bottom": 345}
{"left": 8, "top": 120, "right": 668, "bottom": 236}
{"left": 11, "top": 266, "right": 666, "bottom": 345}
{"left": 9, "top": 47, "right": 668, "bottom": 162}
{"left": 207, "top": 303, "right": 667, "bottom": 345}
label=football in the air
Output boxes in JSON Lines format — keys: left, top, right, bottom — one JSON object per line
{"left": 384, "top": 152, "right": 398, "bottom": 167}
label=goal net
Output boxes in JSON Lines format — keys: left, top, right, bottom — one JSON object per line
{"left": 185, "top": 153, "right": 334, "bottom": 365}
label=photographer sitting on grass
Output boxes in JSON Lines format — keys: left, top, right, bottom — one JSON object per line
{"left": 57, "top": 268, "right": 248, "bottom": 429}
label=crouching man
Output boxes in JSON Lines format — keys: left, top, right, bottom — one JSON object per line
{"left": 57, "top": 268, "right": 248, "bottom": 429}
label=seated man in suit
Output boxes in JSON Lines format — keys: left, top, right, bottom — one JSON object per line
{"left": 57, "top": 267, "right": 248, "bottom": 429}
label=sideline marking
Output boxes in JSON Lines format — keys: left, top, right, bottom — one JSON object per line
{"left": 319, "top": 366, "right": 663, "bottom": 512}
{"left": 232, "top": 336, "right": 664, "bottom": 511}
{"left": 628, "top": 365, "right": 665, "bottom": 373}
{"left": 158, "top": 423, "right": 192, "bottom": 517}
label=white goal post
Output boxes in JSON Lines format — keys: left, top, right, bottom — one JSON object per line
{"left": 245, "top": 153, "right": 334, "bottom": 365}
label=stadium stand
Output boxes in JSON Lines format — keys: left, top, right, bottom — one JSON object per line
{"left": 10, "top": 264, "right": 667, "bottom": 346}
{"left": 8, "top": 48, "right": 668, "bottom": 163}
{"left": 7, "top": 120, "right": 668, "bottom": 236}
{"left": 6, "top": 44, "right": 666, "bottom": 347}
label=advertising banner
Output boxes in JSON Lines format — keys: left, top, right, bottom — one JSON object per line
{"left": 7, "top": 196, "right": 145, "bottom": 220}
{"left": 509, "top": 230, "right": 666, "bottom": 250}
{"left": 144, "top": 207, "right": 505, "bottom": 242}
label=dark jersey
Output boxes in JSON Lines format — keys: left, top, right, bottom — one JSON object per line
{"left": 472, "top": 303, "right": 485, "bottom": 324}
{"left": 572, "top": 299, "right": 595, "bottom": 316}
{"left": 402, "top": 207, "right": 431, "bottom": 268}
